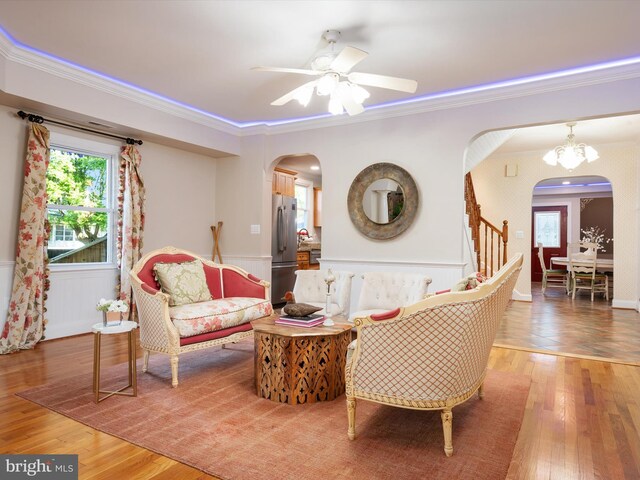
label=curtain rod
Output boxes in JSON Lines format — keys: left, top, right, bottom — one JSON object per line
{"left": 17, "top": 110, "right": 143, "bottom": 145}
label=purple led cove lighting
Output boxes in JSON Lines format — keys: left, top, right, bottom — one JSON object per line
{"left": 534, "top": 182, "right": 611, "bottom": 189}
{"left": 2, "top": 24, "right": 640, "bottom": 128}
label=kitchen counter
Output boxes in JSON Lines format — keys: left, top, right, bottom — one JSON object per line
{"left": 297, "top": 241, "right": 321, "bottom": 251}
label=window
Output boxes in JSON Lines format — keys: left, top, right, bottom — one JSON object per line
{"left": 295, "top": 182, "right": 311, "bottom": 231}
{"left": 53, "top": 224, "right": 75, "bottom": 242}
{"left": 534, "top": 211, "right": 561, "bottom": 248}
{"left": 46, "top": 133, "right": 118, "bottom": 265}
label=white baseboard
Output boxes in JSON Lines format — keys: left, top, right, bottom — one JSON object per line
{"left": 611, "top": 299, "right": 638, "bottom": 310}
{"left": 512, "top": 289, "right": 532, "bottom": 302}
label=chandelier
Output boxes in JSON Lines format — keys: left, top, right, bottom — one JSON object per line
{"left": 543, "top": 122, "right": 599, "bottom": 171}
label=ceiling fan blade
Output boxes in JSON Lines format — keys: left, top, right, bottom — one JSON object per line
{"left": 252, "top": 66, "right": 320, "bottom": 76}
{"left": 337, "top": 83, "right": 365, "bottom": 116}
{"left": 347, "top": 72, "right": 417, "bottom": 93}
{"left": 271, "top": 80, "right": 318, "bottom": 106}
{"left": 330, "top": 46, "right": 368, "bottom": 73}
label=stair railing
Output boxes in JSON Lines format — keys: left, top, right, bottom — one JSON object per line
{"left": 464, "top": 173, "right": 509, "bottom": 277}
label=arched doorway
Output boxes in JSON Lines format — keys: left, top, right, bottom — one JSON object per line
{"left": 269, "top": 154, "right": 322, "bottom": 304}
{"left": 532, "top": 175, "right": 613, "bottom": 286}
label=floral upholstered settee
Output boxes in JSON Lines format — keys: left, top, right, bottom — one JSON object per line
{"left": 130, "top": 246, "right": 273, "bottom": 387}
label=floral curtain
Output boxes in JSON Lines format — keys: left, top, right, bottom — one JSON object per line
{"left": 117, "top": 145, "right": 145, "bottom": 319}
{"left": 1, "top": 124, "right": 51, "bottom": 354}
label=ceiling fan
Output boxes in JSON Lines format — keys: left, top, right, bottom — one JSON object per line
{"left": 252, "top": 30, "right": 418, "bottom": 116}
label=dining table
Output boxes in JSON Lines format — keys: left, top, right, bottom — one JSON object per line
{"left": 550, "top": 256, "right": 613, "bottom": 295}
{"left": 550, "top": 256, "right": 614, "bottom": 272}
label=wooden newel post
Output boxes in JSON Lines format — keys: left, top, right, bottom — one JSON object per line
{"left": 502, "top": 220, "right": 509, "bottom": 264}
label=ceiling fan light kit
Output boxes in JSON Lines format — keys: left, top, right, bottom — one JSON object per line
{"left": 252, "top": 29, "right": 417, "bottom": 116}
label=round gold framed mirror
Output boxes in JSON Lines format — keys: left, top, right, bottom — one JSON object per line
{"left": 347, "top": 163, "right": 418, "bottom": 240}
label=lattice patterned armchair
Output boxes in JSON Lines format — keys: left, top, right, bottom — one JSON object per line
{"left": 345, "top": 253, "right": 523, "bottom": 456}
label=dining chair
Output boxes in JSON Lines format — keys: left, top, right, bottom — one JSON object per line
{"left": 569, "top": 244, "right": 609, "bottom": 301}
{"left": 537, "top": 243, "right": 567, "bottom": 294}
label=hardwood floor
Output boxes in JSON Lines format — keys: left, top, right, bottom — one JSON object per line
{"left": 496, "top": 282, "right": 640, "bottom": 364}
{"left": 2, "top": 296, "right": 640, "bottom": 479}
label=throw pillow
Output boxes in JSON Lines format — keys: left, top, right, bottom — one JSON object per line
{"left": 451, "top": 272, "right": 487, "bottom": 292}
{"left": 153, "top": 259, "right": 212, "bottom": 306}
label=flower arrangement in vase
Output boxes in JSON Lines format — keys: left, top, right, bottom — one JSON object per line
{"left": 580, "top": 226, "right": 613, "bottom": 253}
{"left": 96, "top": 298, "right": 128, "bottom": 326}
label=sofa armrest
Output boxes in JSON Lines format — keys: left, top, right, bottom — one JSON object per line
{"left": 221, "top": 266, "right": 271, "bottom": 300}
{"left": 130, "top": 273, "right": 181, "bottom": 354}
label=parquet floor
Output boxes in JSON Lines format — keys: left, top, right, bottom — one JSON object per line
{"left": 495, "top": 282, "right": 640, "bottom": 364}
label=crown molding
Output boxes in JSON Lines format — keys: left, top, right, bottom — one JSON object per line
{"left": 2, "top": 27, "right": 640, "bottom": 138}
{"left": 256, "top": 61, "right": 640, "bottom": 135}
{"left": 0, "top": 31, "right": 241, "bottom": 136}
{"left": 0, "top": 28, "right": 12, "bottom": 59}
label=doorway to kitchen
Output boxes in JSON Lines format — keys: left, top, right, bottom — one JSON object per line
{"left": 270, "top": 154, "right": 322, "bottom": 305}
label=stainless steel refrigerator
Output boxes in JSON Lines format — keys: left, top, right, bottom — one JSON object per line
{"left": 271, "top": 194, "right": 298, "bottom": 304}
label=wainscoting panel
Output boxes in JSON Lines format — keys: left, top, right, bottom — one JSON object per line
{"left": 0, "top": 261, "right": 15, "bottom": 335}
{"left": 45, "top": 266, "right": 119, "bottom": 340}
{"left": 320, "top": 257, "right": 468, "bottom": 317}
{"left": 221, "top": 255, "right": 272, "bottom": 284}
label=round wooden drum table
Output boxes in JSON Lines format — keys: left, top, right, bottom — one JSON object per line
{"left": 251, "top": 314, "right": 352, "bottom": 405}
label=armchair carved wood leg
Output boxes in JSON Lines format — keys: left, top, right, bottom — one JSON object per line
{"left": 142, "top": 350, "right": 150, "bottom": 373}
{"left": 347, "top": 397, "right": 357, "bottom": 440}
{"left": 441, "top": 408, "right": 453, "bottom": 457}
{"left": 478, "top": 383, "right": 484, "bottom": 399}
{"left": 170, "top": 355, "right": 179, "bottom": 388}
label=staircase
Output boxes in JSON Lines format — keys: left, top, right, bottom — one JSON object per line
{"left": 464, "top": 172, "right": 509, "bottom": 277}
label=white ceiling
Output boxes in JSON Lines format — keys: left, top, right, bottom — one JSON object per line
{"left": 494, "top": 113, "right": 640, "bottom": 155}
{"left": 1, "top": 0, "right": 640, "bottom": 124}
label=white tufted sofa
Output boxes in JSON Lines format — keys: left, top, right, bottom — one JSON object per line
{"left": 292, "top": 270, "right": 355, "bottom": 317}
{"left": 348, "top": 272, "right": 432, "bottom": 323}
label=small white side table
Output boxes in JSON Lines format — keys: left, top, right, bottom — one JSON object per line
{"left": 92, "top": 320, "right": 138, "bottom": 403}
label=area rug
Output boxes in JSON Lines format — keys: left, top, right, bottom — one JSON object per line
{"left": 17, "top": 339, "right": 530, "bottom": 480}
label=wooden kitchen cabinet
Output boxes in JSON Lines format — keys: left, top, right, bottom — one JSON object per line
{"left": 313, "top": 187, "right": 322, "bottom": 227}
{"left": 273, "top": 167, "right": 297, "bottom": 197}
{"left": 296, "top": 250, "right": 320, "bottom": 270}
{"left": 297, "top": 251, "right": 310, "bottom": 270}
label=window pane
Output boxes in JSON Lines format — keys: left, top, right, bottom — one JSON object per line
{"left": 295, "top": 185, "right": 307, "bottom": 210}
{"left": 295, "top": 184, "right": 309, "bottom": 230}
{"left": 47, "top": 209, "right": 108, "bottom": 263}
{"left": 47, "top": 148, "right": 108, "bottom": 208}
{"left": 534, "top": 211, "right": 561, "bottom": 248}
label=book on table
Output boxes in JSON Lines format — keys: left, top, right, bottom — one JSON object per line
{"left": 275, "top": 314, "right": 325, "bottom": 328}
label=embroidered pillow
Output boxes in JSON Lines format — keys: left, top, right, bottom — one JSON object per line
{"left": 451, "top": 272, "right": 487, "bottom": 292}
{"left": 153, "top": 260, "right": 212, "bottom": 306}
